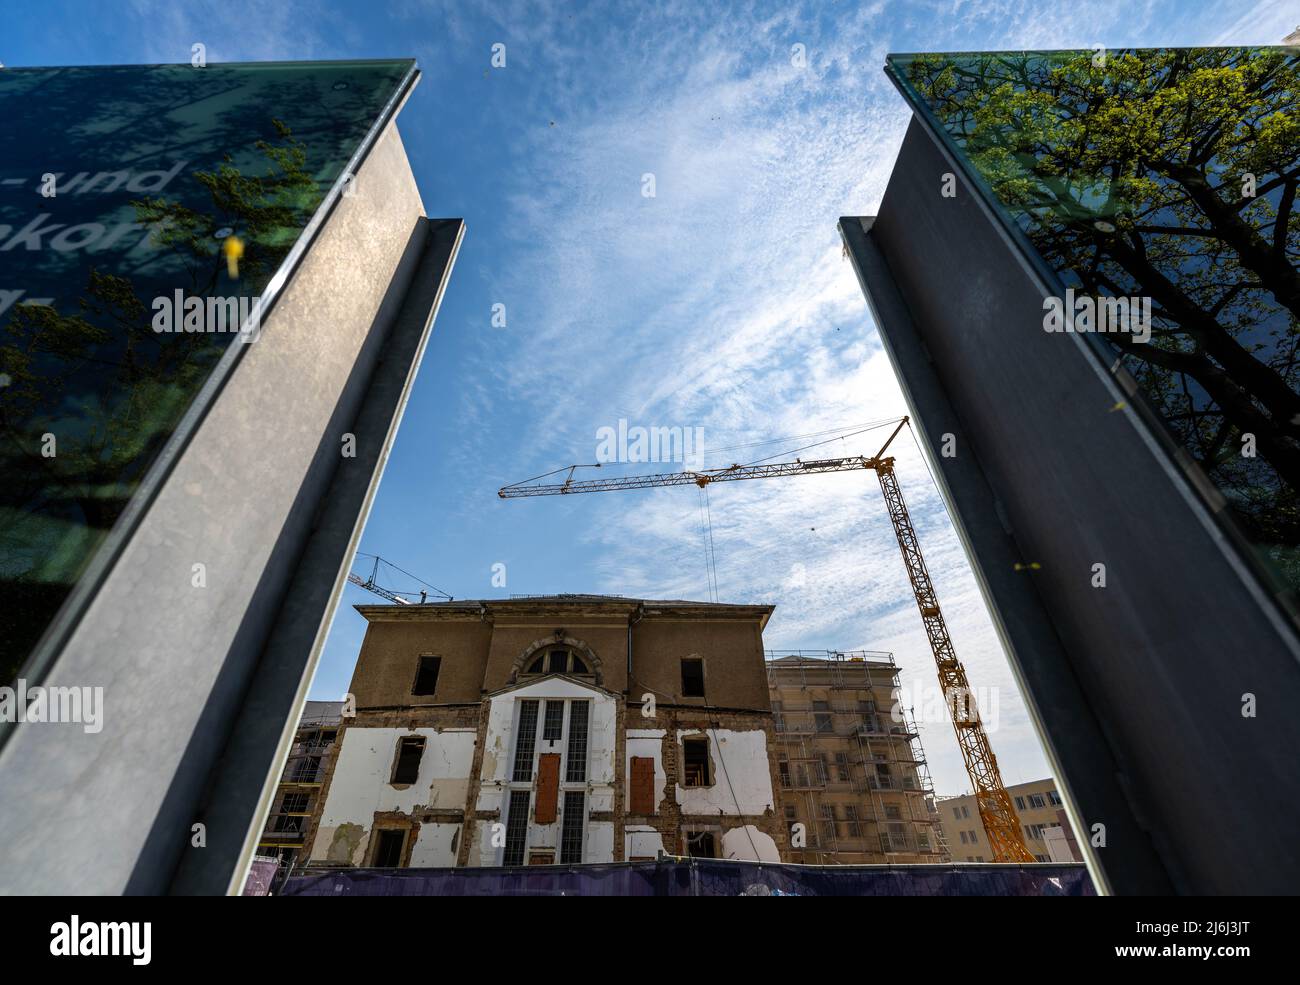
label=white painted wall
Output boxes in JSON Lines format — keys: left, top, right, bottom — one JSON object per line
{"left": 675, "top": 728, "right": 775, "bottom": 816}
{"left": 474, "top": 678, "right": 618, "bottom": 866}
{"left": 410, "top": 822, "right": 461, "bottom": 867}
{"left": 625, "top": 825, "right": 666, "bottom": 859}
{"left": 586, "top": 821, "right": 615, "bottom": 863}
{"left": 722, "top": 825, "right": 781, "bottom": 862}
{"left": 310, "top": 726, "right": 476, "bottom": 864}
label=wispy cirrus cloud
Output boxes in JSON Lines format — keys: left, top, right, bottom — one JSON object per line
{"left": 97, "top": 0, "right": 1273, "bottom": 793}
{"left": 445, "top": 0, "right": 1194, "bottom": 790}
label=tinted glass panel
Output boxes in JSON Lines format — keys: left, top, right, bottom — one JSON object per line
{"left": 888, "top": 47, "right": 1300, "bottom": 601}
{"left": 0, "top": 59, "right": 414, "bottom": 684}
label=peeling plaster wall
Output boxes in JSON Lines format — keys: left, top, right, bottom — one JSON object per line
{"left": 722, "top": 825, "right": 781, "bottom": 862}
{"left": 410, "top": 822, "right": 461, "bottom": 867}
{"left": 625, "top": 825, "right": 666, "bottom": 859}
{"left": 309, "top": 726, "right": 476, "bottom": 862}
{"left": 676, "top": 729, "right": 775, "bottom": 816}
{"left": 473, "top": 678, "right": 618, "bottom": 865}
{"left": 586, "top": 821, "right": 615, "bottom": 863}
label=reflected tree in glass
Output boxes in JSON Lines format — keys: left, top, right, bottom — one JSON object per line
{"left": 902, "top": 48, "right": 1300, "bottom": 587}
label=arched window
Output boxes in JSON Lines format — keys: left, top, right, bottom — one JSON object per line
{"left": 523, "top": 648, "right": 590, "bottom": 676}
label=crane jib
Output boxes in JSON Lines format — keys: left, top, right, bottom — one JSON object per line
{"left": 496, "top": 434, "right": 1033, "bottom": 860}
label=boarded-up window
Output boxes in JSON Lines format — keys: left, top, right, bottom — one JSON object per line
{"left": 412, "top": 655, "right": 440, "bottom": 695}
{"left": 535, "top": 753, "right": 560, "bottom": 824}
{"left": 681, "top": 658, "right": 705, "bottom": 697}
{"left": 630, "top": 756, "right": 655, "bottom": 814}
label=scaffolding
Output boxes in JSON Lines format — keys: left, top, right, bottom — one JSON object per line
{"left": 766, "top": 650, "right": 949, "bottom": 864}
{"left": 258, "top": 704, "right": 343, "bottom": 861}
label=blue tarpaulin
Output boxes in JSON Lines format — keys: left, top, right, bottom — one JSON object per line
{"left": 276, "top": 860, "right": 1095, "bottom": 896}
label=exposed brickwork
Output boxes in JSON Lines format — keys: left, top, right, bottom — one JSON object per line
{"left": 627, "top": 704, "right": 788, "bottom": 860}
{"left": 306, "top": 597, "right": 788, "bottom": 868}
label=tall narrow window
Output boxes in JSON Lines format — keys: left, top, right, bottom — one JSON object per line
{"left": 513, "top": 700, "right": 539, "bottom": 781}
{"left": 681, "top": 658, "right": 705, "bottom": 697}
{"left": 542, "top": 700, "right": 564, "bottom": 742}
{"left": 559, "top": 791, "right": 585, "bottom": 863}
{"left": 682, "top": 736, "right": 710, "bottom": 786}
{"left": 392, "top": 737, "right": 425, "bottom": 784}
{"left": 412, "top": 655, "right": 441, "bottom": 696}
{"left": 548, "top": 650, "right": 567, "bottom": 674}
{"left": 502, "top": 790, "right": 530, "bottom": 866}
{"left": 565, "top": 701, "right": 589, "bottom": 782}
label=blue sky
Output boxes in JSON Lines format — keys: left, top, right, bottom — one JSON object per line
{"left": 2, "top": 0, "right": 1293, "bottom": 794}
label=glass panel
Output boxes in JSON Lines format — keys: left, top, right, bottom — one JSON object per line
{"left": 513, "top": 699, "right": 539, "bottom": 781}
{"left": 564, "top": 701, "right": 589, "bottom": 782}
{"left": 502, "top": 790, "right": 530, "bottom": 867}
{"left": 542, "top": 699, "right": 564, "bottom": 741}
{"left": 0, "top": 59, "right": 415, "bottom": 685}
{"left": 559, "top": 790, "right": 584, "bottom": 864}
{"left": 888, "top": 48, "right": 1300, "bottom": 601}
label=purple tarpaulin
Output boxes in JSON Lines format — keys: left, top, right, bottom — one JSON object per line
{"left": 277, "top": 860, "right": 1095, "bottom": 896}
{"left": 241, "top": 856, "right": 281, "bottom": 896}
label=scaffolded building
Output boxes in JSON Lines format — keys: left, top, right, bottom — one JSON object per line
{"left": 767, "top": 652, "right": 947, "bottom": 864}
{"left": 256, "top": 702, "right": 344, "bottom": 864}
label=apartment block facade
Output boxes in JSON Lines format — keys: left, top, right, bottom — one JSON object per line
{"left": 939, "top": 778, "right": 1082, "bottom": 863}
{"left": 303, "top": 596, "right": 787, "bottom": 868}
{"left": 768, "top": 653, "right": 946, "bottom": 864}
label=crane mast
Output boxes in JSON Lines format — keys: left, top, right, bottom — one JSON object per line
{"left": 873, "top": 457, "right": 1031, "bottom": 861}
{"left": 499, "top": 417, "right": 1034, "bottom": 862}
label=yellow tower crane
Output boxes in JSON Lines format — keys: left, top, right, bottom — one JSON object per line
{"left": 498, "top": 417, "right": 1035, "bottom": 862}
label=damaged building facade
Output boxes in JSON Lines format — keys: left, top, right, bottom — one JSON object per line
{"left": 303, "top": 596, "right": 787, "bottom": 867}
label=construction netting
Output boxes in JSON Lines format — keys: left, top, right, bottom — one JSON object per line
{"left": 270, "top": 860, "right": 1095, "bottom": 896}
